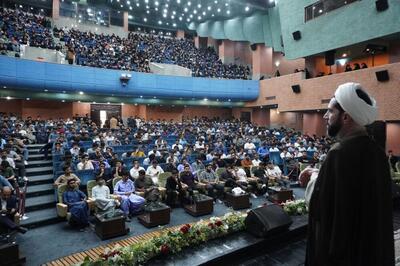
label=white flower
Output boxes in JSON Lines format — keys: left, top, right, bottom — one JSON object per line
{"left": 297, "top": 207, "right": 303, "bottom": 214}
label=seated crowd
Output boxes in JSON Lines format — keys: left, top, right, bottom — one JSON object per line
{"left": 1, "top": 113, "right": 334, "bottom": 229}
{"left": 0, "top": 8, "right": 53, "bottom": 54}
{"left": 0, "top": 7, "right": 250, "bottom": 79}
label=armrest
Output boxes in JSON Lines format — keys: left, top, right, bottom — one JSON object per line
{"left": 86, "top": 199, "right": 95, "bottom": 210}
{"left": 135, "top": 191, "right": 145, "bottom": 197}
{"left": 56, "top": 203, "right": 68, "bottom": 218}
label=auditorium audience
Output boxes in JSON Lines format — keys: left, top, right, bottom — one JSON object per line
{"left": 0, "top": 186, "right": 27, "bottom": 234}
{"left": 63, "top": 179, "right": 89, "bottom": 229}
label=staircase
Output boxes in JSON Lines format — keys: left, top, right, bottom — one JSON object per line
{"left": 20, "top": 144, "right": 62, "bottom": 229}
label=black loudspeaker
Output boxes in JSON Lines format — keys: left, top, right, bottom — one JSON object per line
{"left": 250, "top": 44, "right": 257, "bottom": 51}
{"left": 375, "top": 0, "right": 389, "bottom": 11}
{"left": 325, "top": 50, "right": 336, "bottom": 66}
{"left": 375, "top": 70, "right": 389, "bottom": 82}
{"left": 292, "top": 31, "right": 301, "bottom": 41}
{"left": 291, "top": 84, "right": 301, "bottom": 93}
{"left": 245, "top": 205, "right": 293, "bottom": 238}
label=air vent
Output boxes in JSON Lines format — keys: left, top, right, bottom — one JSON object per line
{"left": 265, "top": 96, "right": 276, "bottom": 100}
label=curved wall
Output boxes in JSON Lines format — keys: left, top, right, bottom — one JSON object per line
{"left": 0, "top": 56, "right": 259, "bottom": 101}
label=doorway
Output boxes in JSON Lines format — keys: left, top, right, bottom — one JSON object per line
{"left": 240, "top": 111, "right": 251, "bottom": 122}
{"left": 90, "top": 104, "right": 121, "bottom": 128}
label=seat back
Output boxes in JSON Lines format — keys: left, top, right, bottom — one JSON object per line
{"left": 158, "top": 172, "right": 171, "bottom": 188}
{"left": 216, "top": 167, "right": 226, "bottom": 178}
{"left": 112, "top": 177, "right": 122, "bottom": 189}
{"left": 87, "top": 180, "right": 97, "bottom": 198}
{"left": 76, "top": 170, "right": 95, "bottom": 186}
{"left": 57, "top": 184, "right": 67, "bottom": 204}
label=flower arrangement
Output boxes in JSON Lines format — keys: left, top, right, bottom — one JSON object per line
{"left": 79, "top": 212, "right": 246, "bottom": 266}
{"left": 282, "top": 199, "right": 308, "bottom": 216}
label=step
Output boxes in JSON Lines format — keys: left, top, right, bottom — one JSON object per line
{"left": 28, "top": 149, "right": 41, "bottom": 155}
{"left": 25, "top": 194, "right": 56, "bottom": 212}
{"left": 25, "top": 160, "right": 53, "bottom": 169}
{"left": 26, "top": 166, "right": 53, "bottom": 177}
{"left": 20, "top": 208, "right": 62, "bottom": 229}
{"left": 29, "top": 174, "right": 54, "bottom": 185}
{"left": 26, "top": 183, "right": 54, "bottom": 197}
{"left": 27, "top": 144, "right": 44, "bottom": 149}
{"left": 28, "top": 154, "right": 52, "bottom": 161}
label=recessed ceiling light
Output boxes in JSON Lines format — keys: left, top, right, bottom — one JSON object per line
{"left": 79, "top": 91, "right": 84, "bottom": 95}
{"left": 140, "top": 95, "right": 143, "bottom": 98}
{"left": 245, "top": 6, "right": 250, "bottom": 11}
{"left": 227, "top": 10, "right": 230, "bottom": 14}
{"left": 143, "top": 17, "right": 147, "bottom": 22}
{"left": 26, "top": 98, "right": 30, "bottom": 100}
{"left": 197, "top": 4, "right": 201, "bottom": 8}
{"left": 44, "top": 89, "right": 48, "bottom": 92}
{"left": 61, "top": 100, "right": 65, "bottom": 102}
{"left": 158, "top": 20, "right": 162, "bottom": 24}
{"left": 6, "top": 96, "right": 11, "bottom": 100}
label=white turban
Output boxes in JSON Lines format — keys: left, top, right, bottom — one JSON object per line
{"left": 334, "top": 82, "right": 378, "bottom": 126}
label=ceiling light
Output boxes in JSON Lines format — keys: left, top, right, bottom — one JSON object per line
{"left": 145, "top": 0, "right": 148, "bottom": 3}
{"left": 6, "top": 96, "right": 11, "bottom": 100}
{"left": 202, "top": 11, "right": 206, "bottom": 15}
{"left": 146, "top": 10, "right": 150, "bottom": 13}
{"left": 79, "top": 91, "right": 84, "bottom": 95}
{"left": 173, "top": 23, "right": 177, "bottom": 27}
{"left": 136, "top": 3, "right": 139, "bottom": 6}
{"left": 44, "top": 89, "right": 48, "bottom": 92}
{"left": 186, "top": 18, "right": 190, "bottom": 22}
{"left": 188, "top": 1, "right": 191, "bottom": 6}
{"left": 163, "top": 13, "right": 167, "bottom": 17}
{"left": 207, "top": 6, "right": 211, "bottom": 10}
{"left": 245, "top": 6, "right": 250, "bottom": 11}
{"left": 140, "top": 95, "right": 143, "bottom": 98}
{"left": 342, "top": 53, "right": 347, "bottom": 57}
{"left": 184, "top": 7, "right": 188, "bottom": 12}
{"left": 177, "top": 0, "right": 180, "bottom": 3}
{"left": 121, "top": 102, "right": 124, "bottom": 105}
{"left": 172, "top": 11, "right": 176, "bottom": 15}
{"left": 128, "top": 15, "right": 133, "bottom": 19}
{"left": 158, "top": 20, "right": 162, "bottom": 24}
{"left": 226, "top": 10, "right": 230, "bottom": 14}
{"left": 197, "top": 4, "right": 201, "bottom": 8}
{"left": 204, "top": 98, "right": 208, "bottom": 101}
{"left": 143, "top": 17, "right": 147, "bottom": 22}
{"left": 225, "top": 3, "right": 229, "bottom": 6}
{"left": 217, "top": 8, "right": 221, "bottom": 12}
{"left": 171, "top": 15, "right": 175, "bottom": 19}
{"left": 198, "top": 16, "right": 202, "bottom": 20}
{"left": 179, "top": 17, "right": 182, "bottom": 20}
{"left": 107, "top": 102, "right": 110, "bottom": 105}
{"left": 190, "top": 14, "right": 193, "bottom": 18}
{"left": 214, "top": 0, "right": 218, "bottom": 3}
{"left": 155, "top": 1, "right": 159, "bottom": 6}
{"left": 155, "top": 7, "right": 158, "bottom": 11}
{"left": 193, "top": 10, "right": 197, "bottom": 14}
{"left": 163, "top": 8, "right": 167, "bottom": 13}
{"left": 61, "top": 100, "right": 65, "bottom": 102}
{"left": 26, "top": 98, "right": 30, "bottom": 100}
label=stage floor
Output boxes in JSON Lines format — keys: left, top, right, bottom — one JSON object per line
{"left": 17, "top": 188, "right": 305, "bottom": 266}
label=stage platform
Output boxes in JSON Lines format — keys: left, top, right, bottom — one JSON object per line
{"left": 44, "top": 213, "right": 308, "bottom": 266}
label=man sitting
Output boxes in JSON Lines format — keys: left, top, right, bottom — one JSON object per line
{"left": 113, "top": 171, "right": 145, "bottom": 221}
{"left": 54, "top": 166, "right": 81, "bottom": 187}
{"left": 63, "top": 179, "right": 89, "bottom": 229}
{"left": 165, "top": 169, "right": 185, "bottom": 207}
{"left": 77, "top": 155, "right": 94, "bottom": 170}
{"left": 266, "top": 161, "right": 289, "bottom": 187}
{"left": 91, "top": 177, "right": 120, "bottom": 216}
{"left": 198, "top": 164, "right": 224, "bottom": 202}
{"left": 146, "top": 160, "right": 164, "bottom": 185}
{"left": 129, "top": 160, "right": 145, "bottom": 180}
{"left": 0, "top": 186, "right": 27, "bottom": 234}
{"left": 134, "top": 170, "right": 160, "bottom": 202}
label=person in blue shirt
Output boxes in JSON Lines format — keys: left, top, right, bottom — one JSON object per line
{"left": 257, "top": 143, "right": 269, "bottom": 159}
{"left": 63, "top": 179, "right": 89, "bottom": 228}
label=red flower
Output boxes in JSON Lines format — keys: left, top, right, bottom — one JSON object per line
{"left": 185, "top": 223, "right": 191, "bottom": 229}
{"left": 208, "top": 222, "right": 215, "bottom": 228}
{"left": 180, "top": 225, "right": 189, "bottom": 234}
{"left": 215, "top": 220, "right": 223, "bottom": 227}
{"left": 160, "top": 244, "right": 170, "bottom": 255}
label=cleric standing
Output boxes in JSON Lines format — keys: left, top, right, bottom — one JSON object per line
{"left": 306, "top": 83, "right": 394, "bottom": 265}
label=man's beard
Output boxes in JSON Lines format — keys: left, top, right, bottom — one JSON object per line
{"left": 327, "top": 118, "right": 343, "bottom": 137}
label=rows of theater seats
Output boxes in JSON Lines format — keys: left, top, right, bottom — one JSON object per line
{"left": 0, "top": 7, "right": 250, "bottom": 79}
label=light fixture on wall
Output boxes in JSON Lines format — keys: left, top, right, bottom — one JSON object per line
{"left": 275, "top": 61, "right": 281, "bottom": 77}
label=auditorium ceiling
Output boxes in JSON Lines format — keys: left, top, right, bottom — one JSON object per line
{"left": 6, "top": 0, "right": 274, "bottom": 30}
